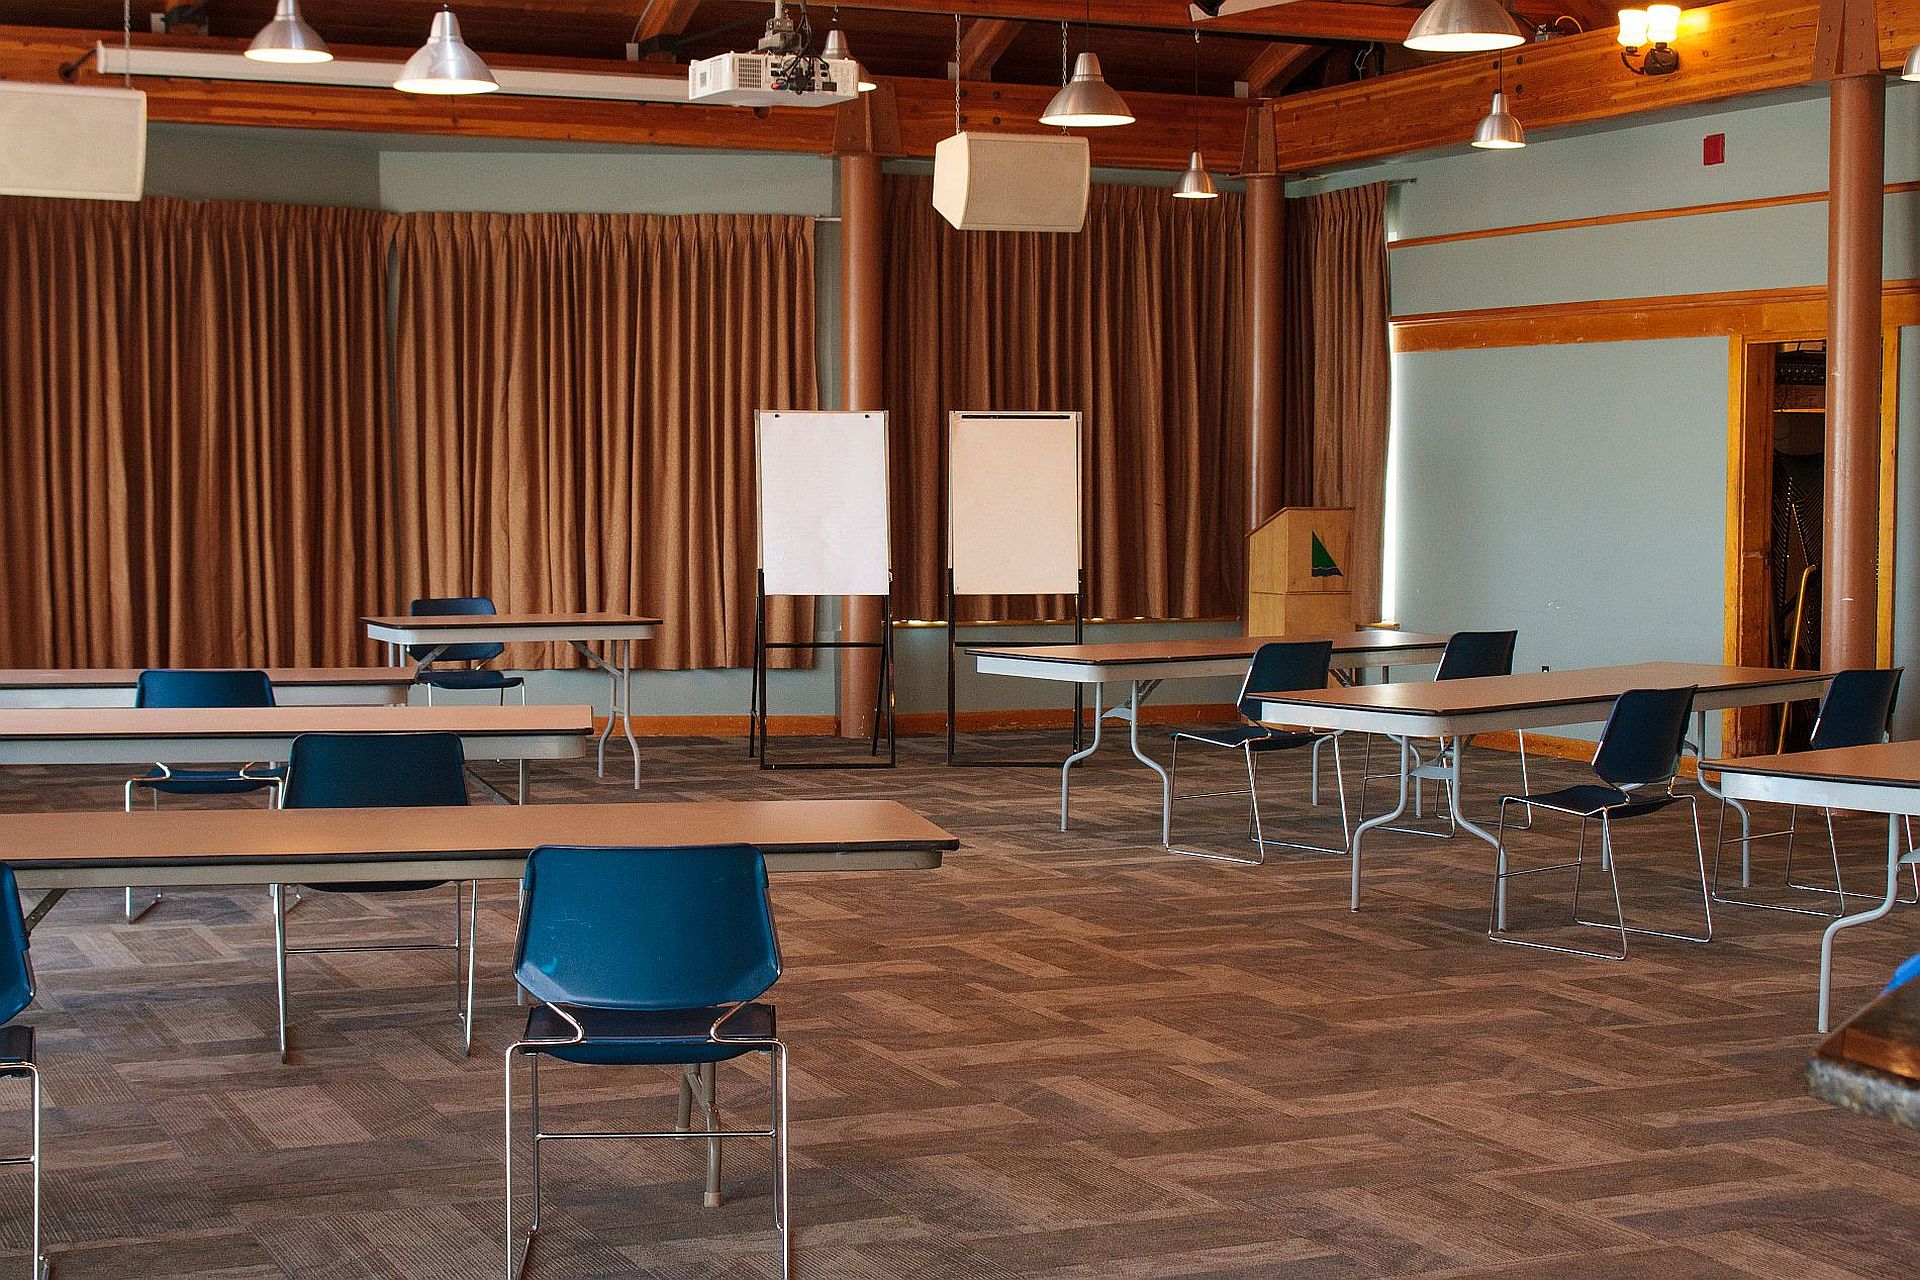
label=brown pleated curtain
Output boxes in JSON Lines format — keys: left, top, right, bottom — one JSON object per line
{"left": 385, "top": 212, "right": 818, "bottom": 670}
{"left": 0, "top": 196, "right": 393, "bottom": 668}
{"left": 1280, "top": 182, "right": 1392, "bottom": 624}
{"left": 881, "top": 174, "right": 1247, "bottom": 622}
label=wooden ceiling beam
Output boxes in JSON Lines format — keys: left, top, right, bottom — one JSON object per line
{"left": 954, "top": 17, "right": 1023, "bottom": 80}
{"left": 804, "top": 0, "right": 1416, "bottom": 43}
{"left": 632, "top": 0, "right": 705, "bottom": 44}
{"left": 1240, "top": 41, "right": 1320, "bottom": 97}
{"left": 1267, "top": 0, "right": 1920, "bottom": 174}
{"left": 0, "top": 25, "right": 1244, "bottom": 171}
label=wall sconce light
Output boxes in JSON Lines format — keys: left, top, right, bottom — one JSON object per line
{"left": 1618, "top": 5, "right": 1680, "bottom": 76}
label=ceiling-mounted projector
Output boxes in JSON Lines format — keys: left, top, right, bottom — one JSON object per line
{"left": 688, "top": 0, "right": 859, "bottom": 106}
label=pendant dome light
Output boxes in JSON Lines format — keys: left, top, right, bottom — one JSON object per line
{"left": 1903, "top": 41, "right": 1920, "bottom": 80}
{"left": 1172, "top": 32, "right": 1217, "bottom": 199}
{"left": 821, "top": 25, "right": 877, "bottom": 92}
{"left": 1040, "top": 0, "right": 1133, "bottom": 129}
{"left": 1470, "top": 61, "right": 1525, "bottom": 149}
{"left": 1404, "top": 0, "right": 1526, "bottom": 52}
{"left": 394, "top": 7, "right": 498, "bottom": 95}
{"left": 245, "top": 0, "right": 332, "bottom": 63}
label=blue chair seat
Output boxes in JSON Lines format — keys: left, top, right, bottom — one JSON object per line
{"left": 1502, "top": 783, "right": 1680, "bottom": 820}
{"left": 134, "top": 765, "right": 284, "bottom": 796}
{"left": 1171, "top": 725, "right": 1321, "bottom": 752}
{"left": 0, "top": 1025, "right": 33, "bottom": 1069}
{"left": 416, "top": 669, "right": 523, "bottom": 691}
{"left": 522, "top": 1002, "right": 776, "bottom": 1066}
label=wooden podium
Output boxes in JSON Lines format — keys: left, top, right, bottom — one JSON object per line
{"left": 1246, "top": 507, "right": 1353, "bottom": 633}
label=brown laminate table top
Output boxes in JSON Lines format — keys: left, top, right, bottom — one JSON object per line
{"left": 0, "top": 799, "right": 955, "bottom": 869}
{"left": 1707, "top": 739, "right": 1920, "bottom": 788}
{"left": 1252, "top": 661, "right": 1830, "bottom": 718}
{"left": 968, "top": 630, "right": 1450, "bottom": 666}
{"left": 362, "top": 612, "right": 663, "bottom": 630}
{"left": 0, "top": 704, "right": 594, "bottom": 741}
{"left": 1818, "top": 974, "right": 1920, "bottom": 1086}
{"left": 0, "top": 667, "right": 411, "bottom": 690}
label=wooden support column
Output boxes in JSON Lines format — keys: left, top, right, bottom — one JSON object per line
{"left": 1243, "top": 109, "right": 1284, "bottom": 530}
{"left": 1818, "top": 0, "right": 1885, "bottom": 669}
{"left": 838, "top": 150, "right": 885, "bottom": 738}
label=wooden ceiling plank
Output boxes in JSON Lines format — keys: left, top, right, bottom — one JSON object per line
{"left": 1240, "top": 41, "right": 1319, "bottom": 98}
{"left": 955, "top": 17, "right": 1023, "bottom": 79}
{"left": 0, "top": 24, "right": 1245, "bottom": 171}
{"left": 1267, "top": 0, "right": 1920, "bottom": 174}
{"left": 632, "top": 0, "right": 706, "bottom": 43}
{"left": 780, "top": 0, "right": 1416, "bottom": 44}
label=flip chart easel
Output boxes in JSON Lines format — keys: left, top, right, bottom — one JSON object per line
{"left": 750, "top": 409, "right": 896, "bottom": 769}
{"left": 945, "top": 410, "right": 1086, "bottom": 766}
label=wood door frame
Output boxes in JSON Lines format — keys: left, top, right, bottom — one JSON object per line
{"left": 1723, "top": 328, "right": 1899, "bottom": 757}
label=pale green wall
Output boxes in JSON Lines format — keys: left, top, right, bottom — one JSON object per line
{"left": 1298, "top": 85, "right": 1920, "bottom": 742}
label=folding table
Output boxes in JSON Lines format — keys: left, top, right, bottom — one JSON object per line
{"left": 364, "top": 613, "right": 660, "bottom": 787}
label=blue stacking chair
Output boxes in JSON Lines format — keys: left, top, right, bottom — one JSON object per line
{"left": 1359, "top": 630, "right": 1532, "bottom": 836}
{"left": 276, "top": 732, "right": 474, "bottom": 1059}
{"left": 1165, "top": 641, "right": 1348, "bottom": 864}
{"left": 123, "top": 669, "right": 285, "bottom": 922}
{"left": 1711, "top": 667, "right": 1905, "bottom": 918}
{"left": 0, "top": 866, "right": 46, "bottom": 1278}
{"left": 1489, "top": 686, "right": 1711, "bottom": 960}
{"left": 409, "top": 597, "right": 525, "bottom": 704}
{"left": 505, "top": 845, "right": 788, "bottom": 1279}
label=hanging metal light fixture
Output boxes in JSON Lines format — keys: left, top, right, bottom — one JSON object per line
{"left": 1470, "top": 60, "right": 1525, "bottom": 149}
{"left": 394, "top": 6, "right": 498, "bottom": 95}
{"left": 822, "top": 25, "right": 876, "bottom": 92}
{"left": 1172, "top": 32, "right": 1216, "bottom": 199}
{"left": 1404, "top": 0, "right": 1526, "bottom": 52}
{"left": 1902, "top": 41, "right": 1920, "bottom": 80}
{"left": 1040, "top": 1, "right": 1133, "bottom": 129}
{"left": 245, "top": 0, "right": 332, "bottom": 63}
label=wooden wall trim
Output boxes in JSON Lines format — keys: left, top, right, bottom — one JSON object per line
{"left": 1267, "top": 0, "right": 1920, "bottom": 175}
{"left": 1392, "top": 280, "right": 1920, "bottom": 353}
{"left": 1390, "top": 180, "right": 1920, "bottom": 252}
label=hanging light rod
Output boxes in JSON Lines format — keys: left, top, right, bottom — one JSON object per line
{"left": 94, "top": 42, "right": 694, "bottom": 102}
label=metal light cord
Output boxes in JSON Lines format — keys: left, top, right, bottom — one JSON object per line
{"left": 955, "top": 12, "right": 962, "bottom": 132}
{"left": 122, "top": 0, "right": 132, "bottom": 87}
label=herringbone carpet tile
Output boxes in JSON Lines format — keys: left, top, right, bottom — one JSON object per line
{"left": 0, "top": 731, "right": 1916, "bottom": 1278}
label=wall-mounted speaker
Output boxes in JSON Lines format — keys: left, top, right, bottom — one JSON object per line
{"left": 0, "top": 83, "right": 147, "bottom": 202}
{"left": 932, "top": 132, "right": 1090, "bottom": 233}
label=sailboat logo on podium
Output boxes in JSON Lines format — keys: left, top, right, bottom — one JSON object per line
{"left": 1309, "top": 533, "right": 1343, "bottom": 578}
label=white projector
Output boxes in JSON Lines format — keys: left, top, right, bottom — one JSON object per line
{"left": 688, "top": 52, "right": 859, "bottom": 106}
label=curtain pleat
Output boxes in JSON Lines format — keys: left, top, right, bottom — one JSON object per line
{"left": 1281, "top": 182, "right": 1392, "bottom": 624}
{"left": 385, "top": 211, "right": 818, "bottom": 670}
{"left": 881, "top": 174, "right": 1247, "bottom": 623}
{"left": 0, "top": 195, "right": 393, "bottom": 668}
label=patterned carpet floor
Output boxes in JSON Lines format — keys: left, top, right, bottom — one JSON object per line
{"left": 0, "top": 730, "right": 1917, "bottom": 1278}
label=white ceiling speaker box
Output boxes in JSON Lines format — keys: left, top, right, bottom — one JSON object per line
{"left": 0, "top": 83, "right": 147, "bottom": 201}
{"left": 932, "top": 132, "right": 1090, "bottom": 233}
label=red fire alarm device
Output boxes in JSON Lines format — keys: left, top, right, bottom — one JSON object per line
{"left": 1703, "top": 133, "right": 1726, "bottom": 165}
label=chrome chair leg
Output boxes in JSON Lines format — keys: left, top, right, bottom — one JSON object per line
{"left": 272, "top": 884, "right": 289, "bottom": 1060}
{"left": 676, "top": 1065, "right": 696, "bottom": 1132}
{"left": 504, "top": 1045, "right": 534, "bottom": 1280}
{"left": 462, "top": 881, "right": 478, "bottom": 1056}
{"left": 771, "top": 1042, "right": 791, "bottom": 1279}
{"left": 701, "top": 1062, "right": 723, "bottom": 1209}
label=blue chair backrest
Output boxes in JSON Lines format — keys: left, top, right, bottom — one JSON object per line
{"left": 514, "top": 845, "right": 781, "bottom": 1013}
{"left": 409, "top": 596, "right": 504, "bottom": 666}
{"left": 0, "top": 865, "right": 32, "bottom": 1026}
{"left": 1235, "top": 641, "right": 1334, "bottom": 721}
{"left": 1592, "top": 686, "right": 1697, "bottom": 788}
{"left": 135, "top": 668, "right": 276, "bottom": 709}
{"left": 281, "top": 732, "right": 469, "bottom": 809}
{"left": 1436, "top": 631, "right": 1518, "bottom": 682}
{"left": 1809, "top": 668, "right": 1903, "bottom": 752}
